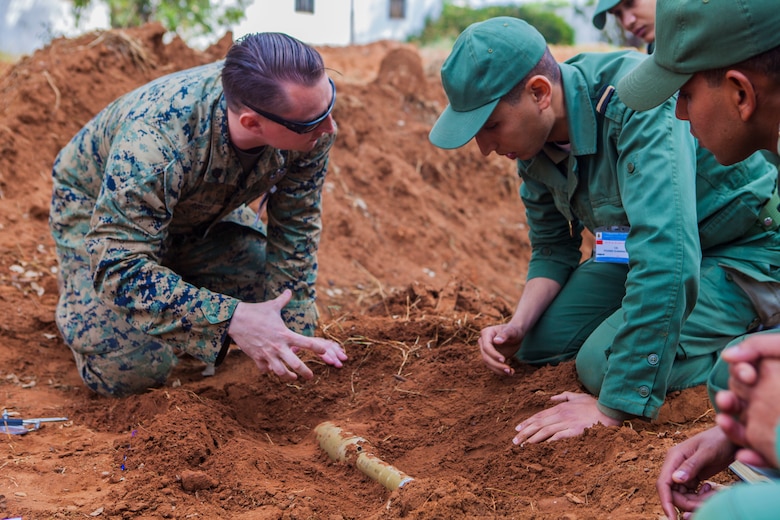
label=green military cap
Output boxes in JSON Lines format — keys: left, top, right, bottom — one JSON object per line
{"left": 618, "top": 0, "right": 780, "bottom": 111}
{"left": 428, "top": 17, "right": 547, "bottom": 150}
{"left": 592, "top": 0, "right": 621, "bottom": 30}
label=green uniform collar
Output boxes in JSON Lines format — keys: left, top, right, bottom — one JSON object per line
{"left": 559, "top": 62, "right": 599, "bottom": 158}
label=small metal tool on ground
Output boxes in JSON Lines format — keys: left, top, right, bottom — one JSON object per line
{"left": 1, "top": 410, "right": 69, "bottom": 435}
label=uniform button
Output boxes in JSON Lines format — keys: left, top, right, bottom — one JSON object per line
{"left": 541, "top": 247, "right": 551, "bottom": 256}
{"left": 627, "top": 163, "right": 635, "bottom": 173}
{"left": 647, "top": 353, "right": 659, "bottom": 365}
{"left": 638, "top": 386, "right": 650, "bottom": 397}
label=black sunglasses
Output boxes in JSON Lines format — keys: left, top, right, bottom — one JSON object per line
{"left": 243, "top": 78, "right": 336, "bottom": 134}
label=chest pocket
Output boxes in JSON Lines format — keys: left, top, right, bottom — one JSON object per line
{"left": 169, "top": 182, "right": 239, "bottom": 235}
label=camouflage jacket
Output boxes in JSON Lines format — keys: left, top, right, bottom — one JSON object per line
{"left": 50, "top": 61, "right": 335, "bottom": 353}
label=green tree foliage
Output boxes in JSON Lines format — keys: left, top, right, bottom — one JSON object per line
{"left": 411, "top": 2, "right": 574, "bottom": 47}
{"left": 72, "top": 0, "right": 249, "bottom": 39}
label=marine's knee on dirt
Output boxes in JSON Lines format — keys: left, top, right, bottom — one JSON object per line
{"left": 72, "top": 341, "right": 177, "bottom": 397}
{"left": 56, "top": 283, "right": 179, "bottom": 397}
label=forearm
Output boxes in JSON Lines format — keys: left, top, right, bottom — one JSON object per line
{"left": 264, "top": 208, "right": 321, "bottom": 333}
{"left": 508, "top": 277, "right": 562, "bottom": 333}
{"left": 592, "top": 275, "right": 694, "bottom": 418}
{"left": 595, "top": 107, "right": 701, "bottom": 419}
{"left": 264, "top": 152, "right": 329, "bottom": 331}
{"left": 522, "top": 179, "right": 583, "bottom": 286}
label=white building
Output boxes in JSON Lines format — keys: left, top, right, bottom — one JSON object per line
{"left": 233, "top": 0, "right": 443, "bottom": 46}
{"left": 233, "top": 0, "right": 601, "bottom": 47}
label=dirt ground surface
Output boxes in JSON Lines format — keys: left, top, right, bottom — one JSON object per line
{"left": 0, "top": 24, "right": 733, "bottom": 519}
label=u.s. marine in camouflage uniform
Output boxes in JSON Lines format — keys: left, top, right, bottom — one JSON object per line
{"left": 50, "top": 32, "right": 347, "bottom": 397}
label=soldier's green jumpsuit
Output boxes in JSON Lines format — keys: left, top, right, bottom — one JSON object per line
{"left": 50, "top": 61, "right": 335, "bottom": 397}
{"left": 512, "top": 50, "right": 780, "bottom": 421}
{"left": 693, "top": 140, "right": 780, "bottom": 520}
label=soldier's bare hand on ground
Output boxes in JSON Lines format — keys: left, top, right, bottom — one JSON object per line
{"left": 228, "top": 289, "right": 347, "bottom": 381}
{"left": 513, "top": 392, "right": 620, "bottom": 445}
{"left": 478, "top": 324, "right": 524, "bottom": 376}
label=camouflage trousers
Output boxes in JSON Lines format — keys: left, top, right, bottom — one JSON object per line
{"left": 56, "top": 222, "right": 268, "bottom": 397}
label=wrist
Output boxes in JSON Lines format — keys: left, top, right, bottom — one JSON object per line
{"left": 596, "top": 401, "right": 636, "bottom": 423}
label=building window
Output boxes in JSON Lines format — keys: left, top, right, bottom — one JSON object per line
{"left": 389, "top": 0, "right": 405, "bottom": 19}
{"left": 296, "top": 0, "right": 314, "bottom": 13}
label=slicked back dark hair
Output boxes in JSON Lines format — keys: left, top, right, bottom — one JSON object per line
{"left": 221, "top": 32, "right": 325, "bottom": 114}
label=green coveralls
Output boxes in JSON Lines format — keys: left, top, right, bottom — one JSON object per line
{"left": 694, "top": 150, "right": 780, "bottom": 519}
{"left": 514, "top": 50, "right": 780, "bottom": 421}
{"left": 50, "top": 61, "right": 336, "bottom": 396}
{"left": 707, "top": 147, "right": 780, "bottom": 401}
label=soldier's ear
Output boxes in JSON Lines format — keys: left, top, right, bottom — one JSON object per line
{"left": 527, "top": 75, "right": 553, "bottom": 110}
{"left": 725, "top": 70, "right": 758, "bottom": 122}
{"left": 238, "top": 110, "right": 263, "bottom": 132}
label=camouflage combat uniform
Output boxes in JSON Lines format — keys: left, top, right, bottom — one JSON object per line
{"left": 50, "top": 61, "right": 336, "bottom": 396}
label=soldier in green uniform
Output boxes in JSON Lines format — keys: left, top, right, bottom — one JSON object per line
{"left": 593, "top": 0, "right": 778, "bottom": 175}
{"left": 428, "top": 17, "right": 780, "bottom": 446}
{"left": 618, "top": 0, "right": 780, "bottom": 518}
{"left": 592, "top": 0, "right": 657, "bottom": 53}
{"left": 50, "top": 32, "right": 347, "bottom": 397}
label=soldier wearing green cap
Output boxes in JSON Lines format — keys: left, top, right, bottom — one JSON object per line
{"left": 617, "top": 1, "right": 780, "bottom": 518}
{"left": 592, "top": 0, "right": 657, "bottom": 53}
{"left": 429, "top": 16, "right": 780, "bottom": 446}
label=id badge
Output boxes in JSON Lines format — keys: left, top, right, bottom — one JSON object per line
{"left": 594, "top": 226, "right": 630, "bottom": 264}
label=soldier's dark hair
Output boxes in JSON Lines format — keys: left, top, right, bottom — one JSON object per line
{"left": 701, "top": 44, "right": 780, "bottom": 88}
{"left": 502, "top": 47, "right": 560, "bottom": 105}
{"left": 221, "top": 32, "right": 325, "bottom": 114}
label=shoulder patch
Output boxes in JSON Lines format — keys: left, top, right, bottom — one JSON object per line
{"left": 596, "top": 85, "right": 616, "bottom": 115}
